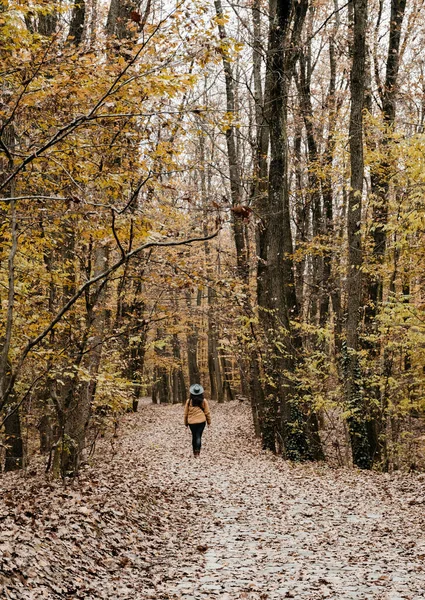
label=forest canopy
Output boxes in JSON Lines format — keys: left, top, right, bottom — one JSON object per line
{"left": 1, "top": 0, "right": 425, "bottom": 476}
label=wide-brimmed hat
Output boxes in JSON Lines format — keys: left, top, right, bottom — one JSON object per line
{"left": 189, "top": 383, "right": 204, "bottom": 396}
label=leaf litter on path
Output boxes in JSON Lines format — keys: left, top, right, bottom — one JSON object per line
{"left": 1, "top": 399, "right": 425, "bottom": 599}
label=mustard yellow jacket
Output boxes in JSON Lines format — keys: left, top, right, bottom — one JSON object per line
{"left": 184, "top": 399, "right": 211, "bottom": 426}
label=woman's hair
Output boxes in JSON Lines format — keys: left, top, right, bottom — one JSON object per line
{"left": 190, "top": 393, "right": 204, "bottom": 407}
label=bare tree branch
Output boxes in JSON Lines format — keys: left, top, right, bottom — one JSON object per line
{"left": 0, "top": 196, "right": 70, "bottom": 203}
{"left": 0, "top": 229, "right": 221, "bottom": 411}
{"left": 0, "top": 5, "right": 183, "bottom": 193}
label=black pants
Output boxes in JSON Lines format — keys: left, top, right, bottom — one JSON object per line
{"left": 189, "top": 422, "right": 206, "bottom": 453}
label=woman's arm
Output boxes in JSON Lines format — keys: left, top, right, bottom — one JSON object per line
{"left": 203, "top": 399, "right": 211, "bottom": 426}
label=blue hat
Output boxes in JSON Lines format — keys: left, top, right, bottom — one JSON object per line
{"left": 189, "top": 383, "right": 204, "bottom": 395}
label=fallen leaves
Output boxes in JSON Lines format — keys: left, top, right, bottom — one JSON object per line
{"left": 407, "top": 496, "right": 425, "bottom": 506}
{"left": 1, "top": 400, "right": 425, "bottom": 599}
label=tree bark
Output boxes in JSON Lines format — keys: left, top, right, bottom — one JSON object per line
{"left": 4, "top": 406, "right": 23, "bottom": 471}
{"left": 320, "top": 23, "right": 341, "bottom": 329}
{"left": 171, "top": 331, "right": 186, "bottom": 404}
{"left": 293, "top": 120, "right": 307, "bottom": 310}
{"left": 106, "top": 0, "right": 139, "bottom": 39}
{"left": 252, "top": 0, "right": 270, "bottom": 311}
{"left": 297, "top": 44, "right": 323, "bottom": 326}
{"left": 186, "top": 289, "right": 201, "bottom": 385}
{"left": 58, "top": 242, "right": 109, "bottom": 476}
{"left": 367, "top": 0, "right": 406, "bottom": 315}
{"left": 153, "top": 328, "right": 171, "bottom": 404}
{"left": 38, "top": 3, "right": 58, "bottom": 36}
{"left": 0, "top": 118, "right": 24, "bottom": 471}
{"left": 344, "top": 0, "right": 372, "bottom": 469}
{"left": 364, "top": 0, "right": 406, "bottom": 465}
{"left": 214, "top": 0, "right": 249, "bottom": 282}
{"left": 67, "top": 0, "right": 86, "bottom": 46}
{"left": 259, "top": 0, "right": 323, "bottom": 460}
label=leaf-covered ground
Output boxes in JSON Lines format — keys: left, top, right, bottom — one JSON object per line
{"left": 1, "top": 400, "right": 425, "bottom": 599}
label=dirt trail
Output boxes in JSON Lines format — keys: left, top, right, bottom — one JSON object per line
{"left": 1, "top": 400, "right": 425, "bottom": 600}
{"left": 143, "top": 401, "right": 425, "bottom": 600}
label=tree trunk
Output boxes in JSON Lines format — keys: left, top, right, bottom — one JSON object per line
{"left": 67, "top": 0, "right": 86, "bottom": 45}
{"left": 198, "top": 128, "right": 224, "bottom": 403}
{"left": 59, "top": 243, "right": 108, "bottom": 476}
{"left": 320, "top": 24, "right": 341, "bottom": 329}
{"left": 293, "top": 121, "right": 307, "bottom": 310}
{"left": 88, "top": 0, "right": 98, "bottom": 47}
{"left": 259, "top": 0, "right": 323, "bottom": 460}
{"left": 155, "top": 367, "right": 170, "bottom": 404}
{"left": 153, "top": 328, "right": 170, "bottom": 404}
{"left": 344, "top": 0, "right": 372, "bottom": 469}
{"left": 186, "top": 290, "right": 201, "bottom": 385}
{"left": 128, "top": 325, "right": 148, "bottom": 411}
{"left": 4, "top": 406, "right": 23, "bottom": 471}
{"left": 297, "top": 45, "right": 323, "bottom": 326}
{"left": 38, "top": 3, "right": 58, "bottom": 36}
{"left": 38, "top": 413, "right": 54, "bottom": 455}
{"left": 207, "top": 291, "right": 224, "bottom": 402}
{"left": 364, "top": 0, "right": 406, "bottom": 465}
{"left": 171, "top": 331, "right": 187, "bottom": 404}
{"left": 220, "top": 351, "right": 234, "bottom": 401}
{"left": 0, "top": 120, "right": 24, "bottom": 471}
{"left": 106, "top": 0, "right": 139, "bottom": 39}
{"left": 53, "top": 221, "right": 78, "bottom": 474}
{"left": 252, "top": 0, "right": 270, "bottom": 310}
{"left": 125, "top": 288, "right": 149, "bottom": 410}
{"left": 214, "top": 0, "right": 248, "bottom": 281}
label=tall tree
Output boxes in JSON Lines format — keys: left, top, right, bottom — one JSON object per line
{"left": 67, "top": 0, "right": 86, "bottom": 46}
{"left": 259, "top": 0, "right": 323, "bottom": 460}
{"left": 186, "top": 289, "right": 202, "bottom": 386}
{"left": 320, "top": 5, "right": 343, "bottom": 335}
{"left": 296, "top": 32, "right": 323, "bottom": 326}
{"left": 0, "top": 9, "right": 22, "bottom": 470}
{"left": 214, "top": 0, "right": 249, "bottom": 282}
{"left": 364, "top": 0, "right": 407, "bottom": 465}
{"left": 106, "top": 0, "right": 140, "bottom": 39}
{"left": 344, "top": 0, "right": 372, "bottom": 469}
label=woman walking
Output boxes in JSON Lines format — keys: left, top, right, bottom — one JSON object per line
{"left": 184, "top": 383, "right": 211, "bottom": 457}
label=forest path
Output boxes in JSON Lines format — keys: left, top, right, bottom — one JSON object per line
{"left": 1, "top": 400, "right": 425, "bottom": 600}
{"left": 143, "top": 400, "right": 425, "bottom": 600}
